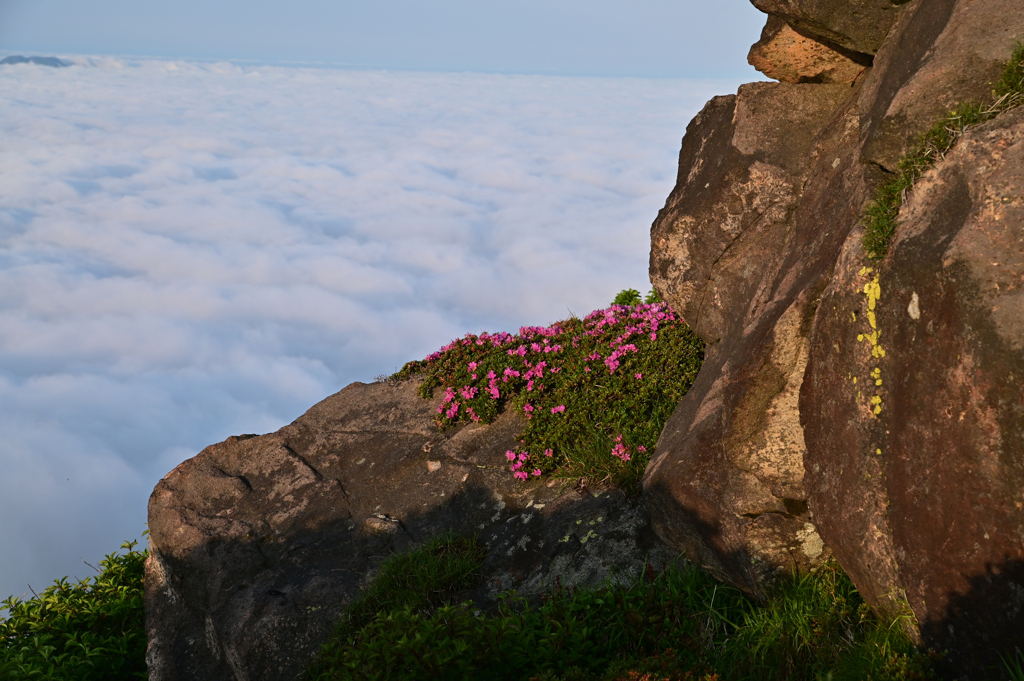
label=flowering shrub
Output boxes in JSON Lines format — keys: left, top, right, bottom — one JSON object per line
{"left": 393, "top": 294, "right": 704, "bottom": 489}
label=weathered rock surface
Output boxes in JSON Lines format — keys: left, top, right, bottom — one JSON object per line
{"left": 859, "top": 0, "right": 1024, "bottom": 171}
{"left": 749, "top": 0, "right": 911, "bottom": 56}
{"left": 647, "top": 0, "right": 1024, "bottom": 674}
{"left": 649, "top": 80, "right": 851, "bottom": 346}
{"left": 748, "top": 16, "right": 867, "bottom": 84}
{"left": 802, "top": 107, "right": 1024, "bottom": 675}
{"left": 646, "top": 79, "right": 852, "bottom": 596}
{"left": 147, "top": 379, "right": 675, "bottom": 681}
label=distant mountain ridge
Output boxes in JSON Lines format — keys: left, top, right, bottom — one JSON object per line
{"left": 0, "top": 55, "right": 71, "bottom": 67}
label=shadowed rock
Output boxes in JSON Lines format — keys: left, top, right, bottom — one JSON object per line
{"left": 146, "top": 379, "right": 675, "bottom": 681}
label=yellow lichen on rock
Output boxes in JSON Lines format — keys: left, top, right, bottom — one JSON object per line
{"left": 855, "top": 267, "right": 885, "bottom": 415}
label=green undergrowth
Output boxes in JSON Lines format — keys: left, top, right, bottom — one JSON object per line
{"left": 392, "top": 288, "right": 703, "bottom": 492}
{"left": 863, "top": 41, "right": 1024, "bottom": 260}
{"left": 0, "top": 539, "right": 148, "bottom": 680}
{"left": 305, "top": 533, "right": 938, "bottom": 681}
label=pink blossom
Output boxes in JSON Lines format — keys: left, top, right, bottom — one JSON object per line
{"left": 585, "top": 367, "right": 591, "bottom": 373}
{"left": 506, "top": 450, "right": 517, "bottom": 461}
{"left": 518, "top": 452, "right": 529, "bottom": 462}
{"left": 532, "top": 469, "right": 543, "bottom": 477}
{"left": 468, "top": 361, "right": 478, "bottom": 371}
{"left": 514, "top": 471, "right": 528, "bottom": 481}
{"left": 544, "top": 449, "right": 553, "bottom": 457}
{"left": 611, "top": 442, "right": 631, "bottom": 461}
{"left": 638, "top": 445, "right": 647, "bottom": 452}
{"left": 527, "top": 380, "right": 535, "bottom": 392}
{"left": 445, "top": 401, "right": 460, "bottom": 419}
{"left": 551, "top": 405, "right": 566, "bottom": 414}
{"left": 460, "top": 386, "right": 478, "bottom": 400}
{"left": 523, "top": 403, "right": 534, "bottom": 413}
{"left": 635, "top": 373, "right": 642, "bottom": 380}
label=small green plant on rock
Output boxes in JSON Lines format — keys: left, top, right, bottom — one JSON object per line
{"left": 863, "top": 42, "right": 1024, "bottom": 260}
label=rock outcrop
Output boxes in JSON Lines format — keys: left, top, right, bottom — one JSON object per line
{"left": 146, "top": 380, "right": 675, "bottom": 681}
{"left": 647, "top": 0, "right": 1024, "bottom": 675}
{"left": 803, "top": 106, "right": 1024, "bottom": 673}
{"left": 748, "top": 16, "right": 867, "bottom": 84}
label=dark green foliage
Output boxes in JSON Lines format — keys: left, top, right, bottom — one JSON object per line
{"left": 0, "top": 540, "right": 147, "bottom": 680}
{"left": 392, "top": 291, "right": 704, "bottom": 492}
{"left": 306, "top": 543, "right": 940, "bottom": 681}
{"left": 340, "top": 532, "right": 486, "bottom": 633}
{"left": 864, "top": 43, "right": 1024, "bottom": 260}
{"left": 1002, "top": 649, "right": 1024, "bottom": 681}
{"left": 307, "top": 557, "right": 747, "bottom": 681}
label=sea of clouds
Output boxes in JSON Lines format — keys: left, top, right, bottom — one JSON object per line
{"left": 0, "top": 56, "right": 740, "bottom": 604}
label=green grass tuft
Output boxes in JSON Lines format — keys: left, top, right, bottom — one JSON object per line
{"left": 0, "top": 539, "right": 148, "bottom": 680}
{"left": 863, "top": 42, "right": 1024, "bottom": 260}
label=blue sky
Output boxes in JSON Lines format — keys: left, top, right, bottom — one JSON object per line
{"left": 0, "top": 0, "right": 766, "bottom": 78}
{"left": 0, "top": 2, "right": 769, "bottom": 605}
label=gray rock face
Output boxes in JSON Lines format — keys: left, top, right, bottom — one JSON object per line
{"left": 646, "top": 0, "right": 1024, "bottom": 673}
{"left": 146, "top": 380, "right": 675, "bottom": 681}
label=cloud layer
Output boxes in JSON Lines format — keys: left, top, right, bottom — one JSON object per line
{"left": 0, "top": 57, "right": 739, "bottom": 603}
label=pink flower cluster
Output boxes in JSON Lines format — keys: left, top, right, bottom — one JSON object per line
{"left": 611, "top": 434, "right": 631, "bottom": 461}
{"left": 506, "top": 449, "right": 543, "bottom": 480}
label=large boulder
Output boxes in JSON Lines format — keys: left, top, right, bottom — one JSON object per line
{"left": 645, "top": 79, "right": 852, "bottom": 596}
{"left": 146, "top": 379, "right": 675, "bottom": 681}
{"left": 646, "top": 0, "right": 1024, "bottom": 672}
{"left": 802, "top": 106, "right": 1024, "bottom": 676}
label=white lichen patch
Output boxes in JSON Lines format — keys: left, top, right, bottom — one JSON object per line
{"left": 795, "top": 522, "right": 824, "bottom": 560}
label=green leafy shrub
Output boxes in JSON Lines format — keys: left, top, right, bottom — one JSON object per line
{"left": 307, "top": 556, "right": 747, "bottom": 681}
{"left": 864, "top": 42, "right": 1024, "bottom": 260}
{"left": 307, "top": 537, "right": 940, "bottom": 681}
{"left": 0, "top": 540, "right": 148, "bottom": 680}
{"left": 393, "top": 291, "right": 704, "bottom": 491}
